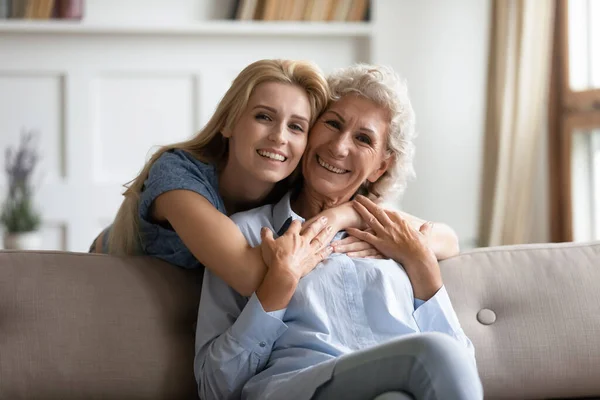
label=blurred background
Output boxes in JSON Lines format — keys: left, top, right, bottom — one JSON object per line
{"left": 0, "top": 0, "right": 598, "bottom": 253}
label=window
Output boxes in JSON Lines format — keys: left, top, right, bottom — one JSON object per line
{"left": 549, "top": 0, "right": 600, "bottom": 242}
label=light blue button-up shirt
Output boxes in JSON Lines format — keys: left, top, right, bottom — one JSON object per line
{"left": 194, "top": 192, "right": 475, "bottom": 400}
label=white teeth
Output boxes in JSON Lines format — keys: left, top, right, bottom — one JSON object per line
{"left": 317, "top": 156, "right": 347, "bottom": 174}
{"left": 257, "top": 150, "right": 286, "bottom": 162}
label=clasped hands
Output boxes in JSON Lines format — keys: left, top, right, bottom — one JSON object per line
{"left": 259, "top": 195, "right": 442, "bottom": 302}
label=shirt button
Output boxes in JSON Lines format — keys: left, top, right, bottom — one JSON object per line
{"left": 259, "top": 341, "right": 267, "bottom": 348}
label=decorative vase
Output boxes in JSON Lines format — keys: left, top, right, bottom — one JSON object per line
{"left": 3, "top": 231, "right": 42, "bottom": 250}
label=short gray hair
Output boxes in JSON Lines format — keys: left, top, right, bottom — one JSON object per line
{"left": 327, "top": 64, "right": 416, "bottom": 200}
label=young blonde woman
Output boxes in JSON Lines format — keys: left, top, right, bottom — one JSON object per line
{"left": 91, "top": 59, "right": 342, "bottom": 296}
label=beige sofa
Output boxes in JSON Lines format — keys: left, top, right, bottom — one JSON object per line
{"left": 1, "top": 241, "right": 599, "bottom": 399}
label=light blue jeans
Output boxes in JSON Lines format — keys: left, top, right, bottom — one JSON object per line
{"left": 312, "top": 332, "right": 483, "bottom": 400}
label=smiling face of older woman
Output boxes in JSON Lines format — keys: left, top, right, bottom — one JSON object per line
{"left": 301, "top": 94, "right": 393, "bottom": 204}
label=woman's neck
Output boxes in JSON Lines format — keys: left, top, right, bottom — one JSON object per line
{"left": 292, "top": 186, "right": 347, "bottom": 220}
{"left": 218, "top": 165, "right": 275, "bottom": 215}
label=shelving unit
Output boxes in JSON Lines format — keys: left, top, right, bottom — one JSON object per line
{"left": 0, "top": 20, "right": 373, "bottom": 37}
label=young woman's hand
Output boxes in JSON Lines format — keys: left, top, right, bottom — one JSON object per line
{"left": 345, "top": 195, "right": 442, "bottom": 301}
{"left": 301, "top": 201, "right": 365, "bottom": 239}
{"left": 330, "top": 229, "right": 384, "bottom": 259}
{"left": 257, "top": 218, "right": 333, "bottom": 311}
{"left": 300, "top": 201, "right": 383, "bottom": 259}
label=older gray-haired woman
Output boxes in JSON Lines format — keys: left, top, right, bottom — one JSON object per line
{"left": 194, "top": 64, "right": 483, "bottom": 400}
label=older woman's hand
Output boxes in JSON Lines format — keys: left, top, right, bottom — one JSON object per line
{"left": 260, "top": 219, "right": 333, "bottom": 280}
{"left": 346, "top": 195, "right": 442, "bottom": 301}
{"left": 257, "top": 218, "right": 333, "bottom": 311}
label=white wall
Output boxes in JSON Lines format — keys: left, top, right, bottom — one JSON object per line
{"left": 372, "top": 0, "right": 491, "bottom": 249}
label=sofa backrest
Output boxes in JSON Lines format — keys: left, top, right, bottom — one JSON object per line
{"left": 0, "top": 251, "right": 202, "bottom": 399}
{"left": 1, "top": 242, "right": 599, "bottom": 399}
{"left": 441, "top": 241, "right": 600, "bottom": 399}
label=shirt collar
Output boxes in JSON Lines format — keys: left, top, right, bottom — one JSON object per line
{"left": 272, "top": 191, "right": 304, "bottom": 237}
{"left": 272, "top": 191, "right": 348, "bottom": 242}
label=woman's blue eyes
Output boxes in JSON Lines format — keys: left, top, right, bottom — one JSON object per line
{"left": 325, "top": 119, "right": 372, "bottom": 145}
{"left": 256, "top": 113, "right": 272, "bottom": 121}
{"left": 255, "top": 113, "right": 304, "bottom": 132}
{"left": 326, "top": 120, "right": 342, "bottom": 129}
{"left": 355, "top": 135, "right": 370, "bottom": 144}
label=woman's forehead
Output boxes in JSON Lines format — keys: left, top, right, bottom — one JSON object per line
{"left": 247, "top": 82, "right": 311, "bottom": 115}
{"left": 325, "top": 95, "right": 389, "bottom": 128}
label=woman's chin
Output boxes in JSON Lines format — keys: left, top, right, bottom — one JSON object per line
{"left": 255, "top": 169, "right": 294, "bottom": 184}
{"left": 308, "top": 177, "right": 351, "bottom": 198}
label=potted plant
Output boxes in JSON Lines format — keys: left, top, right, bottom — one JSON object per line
{"left": 1, "top": 130, "right": 42, "bottom": 250}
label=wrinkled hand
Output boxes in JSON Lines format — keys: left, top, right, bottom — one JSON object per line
{"left": 260, "top": 217, "right": 333, "bottom": 282}
{"left": 346, "top": 195, "right": 442, "bottom": 300}
{"left": 331, "top": 228, "right": 384, "bottom": 258}
{"left": 301, "top": 201, "right": 364, "bottom": 237}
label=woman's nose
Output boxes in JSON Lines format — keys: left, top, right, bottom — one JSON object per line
{"left": 268, "top": 123, "right": 287, "bottom": 144}
{"left": 328, "top": 134, "right": 350, "bottom": 158}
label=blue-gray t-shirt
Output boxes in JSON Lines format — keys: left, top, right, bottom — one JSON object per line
{"left": 102, "top": 149, "right": 226, "bottom": 270}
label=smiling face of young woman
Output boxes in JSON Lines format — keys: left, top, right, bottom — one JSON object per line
{"left": 301, "top": 94, "right": 393, "bottom": 203}
{"left": 222, "top": 81, "right": 312, "bottom": 187}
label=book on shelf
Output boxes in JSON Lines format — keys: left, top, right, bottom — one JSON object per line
{"left": 232, "top": 0, "right": 370, "bottom": 22}
{"left": 1, "top": 0, "right": 83, "bottom": 20}
{"left": 0, "top": 0, "right": 9, "bottom": 18}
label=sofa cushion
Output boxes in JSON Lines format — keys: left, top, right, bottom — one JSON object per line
{"left": 0, "top": 251, "right": 202, "bottom": 400}
{"left": 440, "top": 241, "right": 600, "bottom": 399}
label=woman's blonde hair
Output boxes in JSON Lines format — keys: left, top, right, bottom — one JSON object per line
{"left": 108, "top": 59, "right": 329, "bottom": 255}
{"left": 327, "top": 64, "right": 416, "bottom": 201}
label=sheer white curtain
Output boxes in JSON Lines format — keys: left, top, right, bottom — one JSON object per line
{"left": 479, "top": 0, "right": 555, "bottom": 246}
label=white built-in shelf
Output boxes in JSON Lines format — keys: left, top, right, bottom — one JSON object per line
{"left": 0, "top": 20, "right": 373, "bottom": 37}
